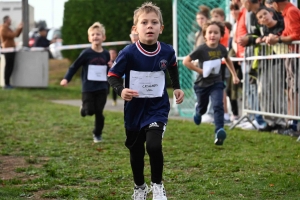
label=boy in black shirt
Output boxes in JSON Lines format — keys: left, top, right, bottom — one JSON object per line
{"left": 255, "top": 6, "right": 284, "bottom": 44}
{"left": 255, "top": 6, "right": 287, "bottom": 131}
{"left": 60, "top": 22, "right": 110, "bottom": 143}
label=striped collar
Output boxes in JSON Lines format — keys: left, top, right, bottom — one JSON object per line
{"left": 136, "top": 41, "right": 161, "bottom": 57}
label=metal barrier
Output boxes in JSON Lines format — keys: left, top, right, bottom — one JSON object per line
{"left": 228, "top": 41, "right": 300, "bottom": 141}
{"left": 232, "top": 41, "right": 300, "bottom": 128}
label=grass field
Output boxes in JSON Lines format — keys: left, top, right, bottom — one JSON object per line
{"left": 0, "top": 59, "right": 300, "bottom": 200}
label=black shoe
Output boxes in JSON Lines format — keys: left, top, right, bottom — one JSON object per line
{"left": 259, "top": 124, "right": 281, "bottom": 132}
{"left": 3, "top": 85, "right": 14, "bottom": 90}
{"left": 272, "top": 128, "right": 297, "bottom": 136}
{"left": 288, "top": 130, "right": 300, "bottom": 137}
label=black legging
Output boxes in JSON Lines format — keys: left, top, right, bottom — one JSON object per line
{"left": 125, "top": 122, "right": 165, "bottom": 186}
{"left": 4, "top": 52, "right": 16, "bottom": 86}
{"left": 82, "top": 90, "right": 107, "bottom": 137}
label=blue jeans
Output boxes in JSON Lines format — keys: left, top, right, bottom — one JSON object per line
{"left": 194, "top": 82, "right": 225, "bottom": 133}
{"left": 249, "top": 83, "right": 266, "bottom": 126}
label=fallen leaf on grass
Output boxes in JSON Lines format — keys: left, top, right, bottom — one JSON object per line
{"left": 269, "top": 184, "right": 274, "bottom": 187}
{"left": 96, "top": 148, "right": 102, "bottom": 152}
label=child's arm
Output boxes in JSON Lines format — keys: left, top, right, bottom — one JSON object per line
{"left": 183, "top": 55, "right": 203, "bottom": 74}
{"left": 107, "top": 48, "right": 138, "bottom": 101}
{"left": 60, "top": 53, "right": 85, "bottom": 86}
{"left": 108, "top": 76, "right": 138, "bottom": 101}
{"left": 167, "top": 62, "right": 184, "bottom": 104}
{"left": 224, "top": 56, "right": 240, "bottom": 84}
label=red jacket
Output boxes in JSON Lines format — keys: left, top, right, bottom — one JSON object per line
{"left": 282, "top": 2, "right": 300, "bottom": 41}
{"left": 235, "top": 8, "right": 247, "bottom": 58}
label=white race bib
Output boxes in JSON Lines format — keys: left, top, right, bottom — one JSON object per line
{"left": 87, "top": 65, "right": 107, "bottom": 81}
{"left": 203, "top": 59, "right": 221, "bottom": 78}
{"left": 129, "top": 70, "right": 165, "bottom": 98}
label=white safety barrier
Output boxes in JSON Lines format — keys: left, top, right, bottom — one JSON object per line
{"left": 0, "top": 41, "right": 131, "bottom": 53}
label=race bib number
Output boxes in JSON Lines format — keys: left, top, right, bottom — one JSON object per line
{"left": 129, "top": 70, "right": 165, "bottom": 98}
{"left": 87, "top": 65, "right": 107, "bottom": 81}
{"left": 203, "top": 59, "right": 221, "bottom": 78}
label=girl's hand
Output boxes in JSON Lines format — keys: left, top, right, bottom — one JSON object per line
{"left": 121, "top": 88, "right": 139, "bottom": 101}
{"left": 232, "top": 76, "right": 240, "bottom": 84}
{"left": 173, "top": 89, "right": 184, "bottom": 104}
{"left": 256, "top": 37, "right": 262, "bottom": 44}
{"left": 60, "top": 79, "right": 68, "bottom": 86}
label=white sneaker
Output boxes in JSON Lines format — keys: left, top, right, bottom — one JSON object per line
{"left": 242, "top": 120, "right": 267, "bottom": 130}
{"left": 151, "top": 183, "right": 167, "bottom": 200}
{"left": 236, "top": 121, "right": 251, "bottom": 128}
{"left": 132, "top": 184, "right": 148, "bottom": 200}
{"left": 201, "top": 114, "right": 214, "bottom": 123}
{"left": 93, "top": 135, "right": 102, "bottom": 143}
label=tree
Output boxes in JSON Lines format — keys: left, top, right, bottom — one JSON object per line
{"left": 61, "top": 0, "right": 173, "bottom": 61}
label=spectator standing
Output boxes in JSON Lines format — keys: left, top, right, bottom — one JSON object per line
{"left": 33, "top": 27, "right": 50, "bottom": 48}
{"left": 108, "top": 2, "right": 184, "bottom": 199}
{"left": 108, "top": 48, "right": 120, "bottom": 106}
{"left": 254, "top": 6, "right": 287, "bottom": 132}
{"left": 0, "top": 15, "right": 23, "bottom": 89}
{"left": 228, "top": 3, "right": 242, "bottom": 122}
{"left": 194, "top": 5, "right": 210, "bottom": 49}
{"left": 236, "top": 0, "right": 270, "bottom": 130}
{"left": 129, "top": 29, "right": 139, "bottom": 43}
{"left": 60, "top": 22, "right": 110, "bottom": 143}
{"left": 266, "top": 0, "right": 300, "bottom": 133}
{"left": 33, "top": 27, "right": 55, "bottom": 59}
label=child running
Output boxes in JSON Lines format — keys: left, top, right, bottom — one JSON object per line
{"left": 183, "top": 21, "right": 240, "bottom": 145}
{"left": 108, "top": 2, "right": 184, "bottom": 200}
{"left": 60, "top": 22, "right": 110, "bottom": 143}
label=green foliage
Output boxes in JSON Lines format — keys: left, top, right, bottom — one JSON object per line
{"left": 61, "top": 0, "right": 173, "bottom": 62}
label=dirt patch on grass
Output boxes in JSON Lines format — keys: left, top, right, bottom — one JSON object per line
{"left": 0, "top": 156, "right": 48, "bottom": 180}
{"left": 0, "top": 156, "right": 54, "bottom": 199}
{"left": 0, "top": 156, "right": 29, "bottom": 180}
{"left": 28, "top": 190, "right": 56, "bottom": 200}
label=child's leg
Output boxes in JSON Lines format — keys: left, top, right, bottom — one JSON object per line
{"left": 210, "top": 82, "right": 225, "bottom": 133}
{"left": 81, "top": 92, "right": 95, "bottom": 116}
{"left": 223, "top": 90, "right": 230, "bottom": 121}
{"left": 144, "top": 122, "right": 165, "bottom": 184}
{"left": 94, "top": 90, "right": 107, "bottom": 137}
{"left": 125, "top": 129, "right": 146, "bottom": 186}
{"left": 194, "top": 85, "right": 210, "bottom": 116}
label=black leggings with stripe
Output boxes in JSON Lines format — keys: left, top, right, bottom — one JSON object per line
{"left": 125, "top": 122, "right": 165, "bottom": 186}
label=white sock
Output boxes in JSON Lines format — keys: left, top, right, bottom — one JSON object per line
{"left": 224, "top": 113, "right": 230, "bottom": 120}
{"left": 135, "top": 183, "right": 146, "bottom": 189}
